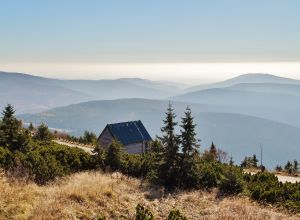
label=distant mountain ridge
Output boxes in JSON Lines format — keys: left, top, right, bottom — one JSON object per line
{"left": 185, "top": 73, "right": 300, "bottom": 93}
{"left": 0, "top": 71, "right": 182, "bottom": 113}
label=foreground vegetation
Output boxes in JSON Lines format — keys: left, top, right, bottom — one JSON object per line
{"left": 0, "top": 171, "right": 299, "bottom": 220}
{"left": 0, "top": 104, "right": 299, "bottom": 218}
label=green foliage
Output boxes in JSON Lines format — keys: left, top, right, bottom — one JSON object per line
{"left": 135, "top": 204, "right": 154, "bottom": 220}
{"left": 93, "top": 144, "right": 106, "bottom": 169}
{"left": 219, "top": 165, "right": 245, "bottom": 195}
{"left": 0, "top": 146, "right": 13, "bottom": 169}
{"left": 2, "top": 142, "right": 94, "bottom": 184}
{"left": 34, "top": 123, "right": 53, "bottom": 143}
{"left": 197, "top": 160, "right": 222, "bottom": 188}
{"left": 53, "top": 130, "right": 97, "bottom": 145}
{"left": 105, "top": 140, "right": 123, "bottom": 171}
{"left": 82, "top": 130, "right": 97, "bottom": 145}
{"left": 96, "top": 213, "right": 106, "bottom": 220}
{"left": 275, "top": 165, "right": 283, "bottom": 172}
{"left": 241, "top": 154, "right": 259, "bottom": 168}
{"left": 121, "top": 154, "right": 145, "bottom": 177}
{"left": 0, "top": 104, "right": 30, "bottom": 152}
{"left": 283, "top": 160, "right": 299, "bottom": 174}
{"left": 167, "top": 210, "right": 187, "bottom": 220}
{"left": 178, "top": 107, "right": 201, "bottom": 189}
{"left": 158, "top": 103, "right": 181, "bottom": 189}
{"left": 203, "top": 142, "right": 217, "bottom": 162}
{"left": 247, "top": 172, "right": 300, "bottom": 212}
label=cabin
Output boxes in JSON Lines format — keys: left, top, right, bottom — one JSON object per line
{"left": 97, "top": 120, "right": 152, "bottom": 154}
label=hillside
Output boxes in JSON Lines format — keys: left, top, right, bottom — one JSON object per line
{"left": 185, "top": 73, "right": 300, "bottom": 92}
{"left": 0, "top": 72, "right": 93, "bottom": 114}
{"left": 19, "top": 99, "right": 300, "bottom": 167}
{"left": 172, "top": 87, "right": 300, "bottom": 128}
{"left": 0, "top": 171, "right": 298, "bottom": 220}
{"left": 229, "top": 83, "right": 300, "bottom": 96}
{"left": 0, "top": 71, "right": 182, "bottom": 113}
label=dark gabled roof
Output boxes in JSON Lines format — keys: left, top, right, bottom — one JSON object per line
{"left": 105, "top": 120, "right": 152, "bottom": 145}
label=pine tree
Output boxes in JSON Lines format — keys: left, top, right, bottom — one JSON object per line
{"left": 28, "top": 122, "right": 34, "bottom": 131}
{"left": 229, "top": 155, "right": 234, "bottom": 166}
{"left": 105, "top": 140, "right": 123, "bottom": 171}
{"left": 285, "top": 161, "right": 293, "bottom": 174}
{"left": 209, "top": 142, "right": 217, "bottom": 161}
{"left": 34, "top": 123, "right": 53, "bottom": 142}
{"left": 252, "top": 154, "right": 258, "bottom": 168}
{"left": 180, "top": 107, "right": 200, "bottom": 159}
{"left": 0, "top": 105, "right": 28, "bottom": 151}
{"left": 179, "top": 106, "right": 200, "bottom": 188}
{"left": 293, "top": 160, "right": 298, "bottom": 173}
{"left": 159, "top": 103, "right": 180, "bottom": 189}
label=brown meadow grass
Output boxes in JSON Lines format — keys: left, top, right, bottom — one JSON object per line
{"left": 0, "top": 171, "right": 299, "bottom": 220}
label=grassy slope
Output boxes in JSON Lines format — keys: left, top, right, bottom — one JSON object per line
{"left": 0, "top": 171, "right": 299, "bottom": 220}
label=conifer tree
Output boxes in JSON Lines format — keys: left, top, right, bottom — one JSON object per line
{"left": 285, "top": 161, "right": 293, "bottom": 174}
{"left": 180, "top": 106, "right": 200, "bottom": 160}
{"left": 34, "top": 123, "right": 53, "bottom": 143}
{"left": 159, "top": 103, "right": 180, "bottom": 189}
{"left": 178, "top": 106, "right": 200, "bottom": 188}
{"left": 293, "top": 160, "right": 298, "bottom": 173}
{"left": 252, "top": 154, "right": 258, "bottom": 167}
{"left": 0, "top": 105, "right": 28, "bottom": 151}
{"left": 28, "top": 122, "right": 34, "bottom": 131}
{"left": 209, "top": 142, "right": 217, "bottom": 161}
{"left": 105, "top": 140, "right": 123, "bottom": 171}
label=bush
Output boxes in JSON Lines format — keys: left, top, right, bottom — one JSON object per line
{"left": 121, "top": 154, "right": 144, "bottom": 177}
{"left": 135, "top": 204, "right": 154, "bottom": 220}
{"left": 34, "top": 123, "right": 53, "bottom": 143}
{"left": 167, "top": 210, "right": 187, "bottom": 220}
{"left": 219, "top": 166, "right": 245, "bottom": 195}
{"left": 3, "top": 142, "right": 94, "bottom": 184}
{"left": 197, "top": 161, "right": 222, "bottom": 188}
{"left": 247, "top": 172, "right": 300, "bottom": 212}
{"left": 26, "top": 150, "right": 65, "bottom": 184}
{"left": 0, "top": 146, "right": 13, "bottom": 169}
{"left": 105, "top": 140, "right": 123, "bottom": 171}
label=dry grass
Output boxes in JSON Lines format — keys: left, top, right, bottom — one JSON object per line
{"left": 0, "top": 171, "right": 299, "bottom": 220}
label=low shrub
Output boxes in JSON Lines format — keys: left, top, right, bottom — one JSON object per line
{"left": 167, "top": 210, "right": 187, "bottom": 220}
{"left": 219, "top": 166, "right": 245, "bottom": 195}
{"left": 135, "top": 204, "right": 154, "bottom": 220}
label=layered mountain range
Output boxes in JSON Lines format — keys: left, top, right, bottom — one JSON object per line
{"left": 2, "top": 71, "right": 300, "bottom": 167}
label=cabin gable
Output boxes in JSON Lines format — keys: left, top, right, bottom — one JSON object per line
{"left": 98, "top": 127, "right": 114, "bottom": 149}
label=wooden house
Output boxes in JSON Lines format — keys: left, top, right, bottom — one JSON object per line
{"left": 97, "top": 120, "right": 152, "bottom": 154}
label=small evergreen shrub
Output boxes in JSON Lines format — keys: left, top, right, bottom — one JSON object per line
{"left": 219, "top": 166, "right": 245, "bottom": 195}
{"left": 135, "top": 204, "right": 154, "bottom": 220}
{"left": 167, "top": 210, "right": 187, "bottom": 220}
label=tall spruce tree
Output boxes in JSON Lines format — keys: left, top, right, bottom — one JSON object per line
{"left": 0, "top": 105, "right": 28, "bottom": 151}
{"left": 179, "top": 106, "right": 200, "bottom": 188}
{"left": 159, "top": 103, "right": 180, "bottom": 189}
{"left": 180, "top": 107, "right": 200, "bottom": 160}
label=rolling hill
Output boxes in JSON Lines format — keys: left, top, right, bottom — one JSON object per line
{"left": 20, "top": 98, "right": 300, "bottom": 168}
{"left": 172, "top": 85, "right": 300, "bottom": 128}
{"left": 0, "top": 71, "right": 182, "bottom": 113}
{"left": 185, "top": 73, "right": 300, "bottom": 93}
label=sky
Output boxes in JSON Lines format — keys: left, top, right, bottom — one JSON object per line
{"left": 1, "top": 0, "right": 300, "bottom": 83}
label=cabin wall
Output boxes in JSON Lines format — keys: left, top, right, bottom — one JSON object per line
{"left": 124, "top": 142, "right": 143, "bottom": 154}
{"left": 98, "top": 128, "right": 113, "bottom": 149}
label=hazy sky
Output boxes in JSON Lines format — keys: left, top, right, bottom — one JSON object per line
{"left": 1, "top": 0, "right": 300, "bottom": 83}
